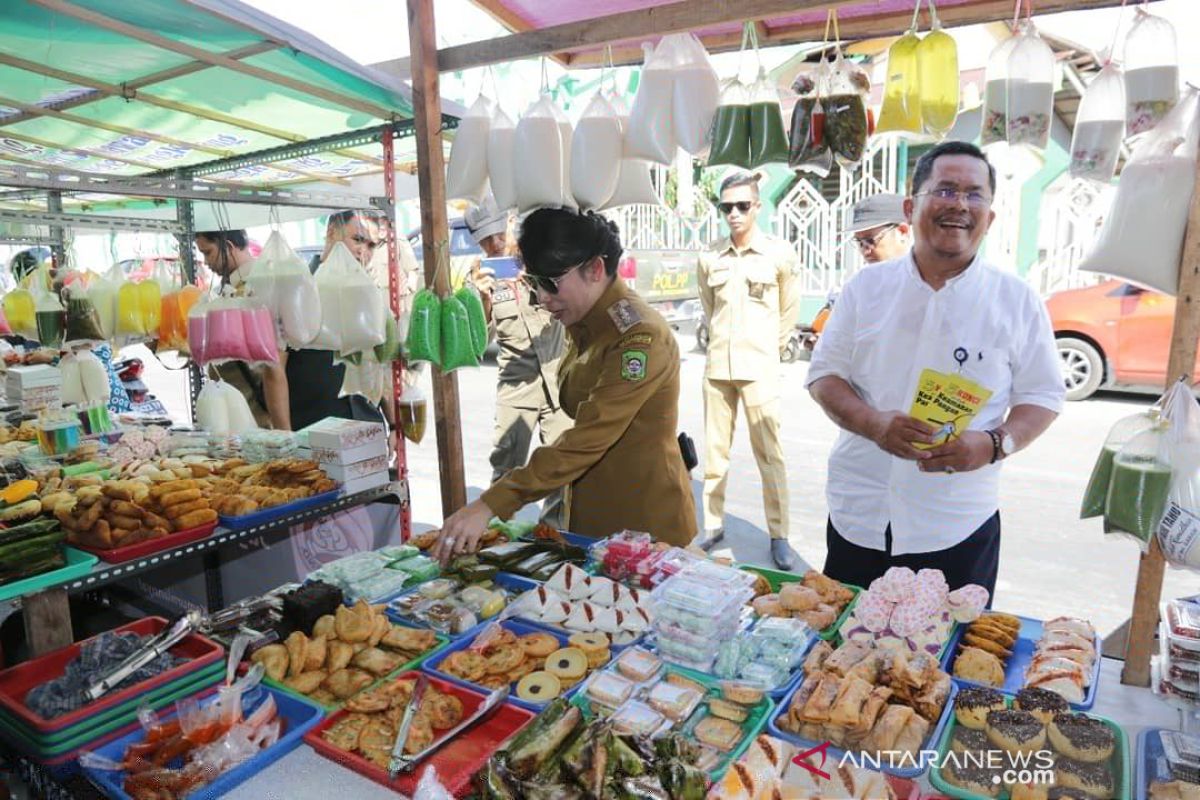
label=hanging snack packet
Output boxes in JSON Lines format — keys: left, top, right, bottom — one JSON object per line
{"left": 916, "top": 14, "right": 959, "bottom": 138}
{"left": 571, "top": 93, "right": 623, "bottom": 211}
{"left": 405, "top": 288, "right": 442, "bottom": 366}
{"left": 876, "top": 29, "right": 923, "bottom": 135}
{"left": 446, "top": 94, "right": 494, "bottom": 203}
{"left": 1069, "top": 63, "right": 1126, "bottom": 182}
{"left": 825, "top": 53, "right": 871, "bottom": 169}
{"left": 1081, "top": 408, "right": 1161, "bottom": 518}
{"left": 440, "top": 294, "right": 479, "bottom": 371}
{"left": 1105, "top": 420, "right": 1172, "bottom": 551}
{"left": 1124, "top": 7, "right": 1179, "bottom": 136}
{"left": 788, "top": 70, "right": 833, "bottom": 177}
{"left": 455, "top": 285, "right": 489, "bottom": 359}
{"left": 707, "top": 79, "right": 751, "bottom": 169}
{"left": 488, "top": 107, "right": 518, "bottom": 212}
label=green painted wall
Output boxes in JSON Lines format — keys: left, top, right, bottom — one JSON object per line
{"left": 1015, "top": 139, "right": 1068, "bottom": 277}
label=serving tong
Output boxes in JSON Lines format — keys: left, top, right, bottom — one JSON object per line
{"left": 388, "top": 682, "right": 510, "bottom": 777}
{"left": 84, "top": 611, "right": 202, "bottom": 703}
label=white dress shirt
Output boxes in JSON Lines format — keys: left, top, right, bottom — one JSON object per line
{"left": 807, "top": 252, "right": 1065, "bottom": 555}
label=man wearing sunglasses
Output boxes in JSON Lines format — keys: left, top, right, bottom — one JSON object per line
{"left": 695, "top": 172, "right": 802, "bottom": 570}
{"left": 807, "top": 141, "right": 1063, "bottom": 597}
{"left": 847, "top": 193, "right": 911, "bottom": 265}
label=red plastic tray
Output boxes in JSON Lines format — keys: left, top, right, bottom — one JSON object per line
{"left": 73, "top": 521, "right": 218, "bottom": 563}
{"left": 0, "top": 616, "right": 224, "bottom": 734}
{"left": 304, "top": 671, "right": 533, "bottom": 798}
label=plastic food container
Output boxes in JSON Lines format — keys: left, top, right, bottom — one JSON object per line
{"left": 1164, "top": 599, "right": 1200, "bottom": 641}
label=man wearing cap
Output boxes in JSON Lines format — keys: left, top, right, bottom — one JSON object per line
{"left": 847, "top": 193, "right": 911, "bottom": 264}
{"left": 694, "top": 171, "right": 802, "bottom": 570}
{"left": 466, "top": 199, "right": 569, "bottom": 526}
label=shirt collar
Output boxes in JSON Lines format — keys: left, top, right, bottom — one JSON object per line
{"left": 904, "top": 249, "right": 983, "bottom": 292}
{"left": 571, "top": 278, "right": 630, "bottom": 344}
{"left": 719, "top": 229, "right": 770, "bottom": 257}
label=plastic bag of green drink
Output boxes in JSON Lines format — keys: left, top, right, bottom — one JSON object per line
{"left": 1105, "top": 419, "right": 1172, "bottom": 551}
{"left": 404, "top": 288, "right": 441, "bottom": 366}
{"left": 374, "top": 312, "right": 405, "bottom": 364}
{"left": 825, "top": 51, "right": 871, "bottom": 169}
{"left": 706, "top": 79, "right": 751, "bottom": 169}
{"left": 1080, "top": 408, "right": 1161, "bottom": 518}
{"left": 1155, "top": 380, "right": 1200, "bottom": 568}
{"left": 455, "top": 285, "right": 488, "bottom": 359}
{"left": 747, "top": 70, "right": 789, "bottom": 168}
{"left": 440, "top": 294, "right": 479, "bottom": 371}
{"left": 32, "top": 279, "right": 64, "bottom": 349}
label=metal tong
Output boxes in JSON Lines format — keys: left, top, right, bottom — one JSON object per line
{"left": 388, "top": 674, "right": 428, "bottom": 779}
{"left": 199, "top": 593, "right": 282, "bottom": 635}
{"left": 84, "top": 611, "right": 202, "bottom": 703}
{"left": 389, "top": 684, "right": 510, "bottom": 777}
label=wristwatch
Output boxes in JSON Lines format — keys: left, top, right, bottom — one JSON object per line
{"left": 988, "top": 428, "right": 1016, "bottom": 463}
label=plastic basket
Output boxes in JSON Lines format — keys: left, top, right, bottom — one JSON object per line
{"left": 0, "top": 546, "right": 98, "bottom": 604}
{"left": 218, "top": 488, "right": 342, "bottom": 530}
{"left": 73, "top": 521, "right": 218, "bottom": 564}
{"left": 738, "top": 565, "right": 861, "bottom": 641}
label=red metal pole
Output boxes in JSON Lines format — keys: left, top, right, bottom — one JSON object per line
{"left": 382, "top": 125, "right": 411, "bottom": 542}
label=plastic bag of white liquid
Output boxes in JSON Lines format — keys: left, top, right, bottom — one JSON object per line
{"left": 1069, "top": 63, "right": 1126, "bottom": 182}
{"left": 515, "top": 95, "right": 566, "bottom": 212}
{"left": 339, "top": 357, "right": 387, "bottom": 406}
{"left": 672, "top": 33, "right": 720, "bottom": 156}
{"left": 487, "top": 107, "right": 518, "bottom": 212}
{"left": 196, "top": 379, "right": 258, "bottom": 436}
{"left": 1004, "top": 22, "right": 1056, "bottom": 151}
{"left": 551, "top": 100, "right": 573, "bottom": 210}
{"left": 1156, "top": 381, "right": 1200, "bottom": 569}
{"left": 60, "top": 350, "right": 110, "bottom": 406}
{"left": 626, "top": 40, "right": 677, "bottom": 164}
{"left": 446, "top": 94, "right": 493, "bottom": 203}
{"left": 1124, "top": 7, "right": 1179, "bottom": 137}
{"left": 602, "top": 94, "right": 660, "bottom": 210}
{"left": 979, "top": 36, "right": 1019, "bottom": 147}
{"left": 338, "top": 266, "right": 387, "bottom": 355}
{"left": 1080, "top": 87, "right": 1199, "bottom": 295}
{"left": 571, "top": 93, "right": 623, "bottom": 210}
{"left": 247, "top": 231, "right": 322, "bottom": 348}
{"left": 88, "top": 263, "right": 120, "bottom": 340}
{"left": 309, "top": 243, "right": 356, "bottom": 351}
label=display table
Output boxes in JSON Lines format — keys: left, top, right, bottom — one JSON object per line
{"left": 218, "top": 657, "right": 1182, "bottom": 800}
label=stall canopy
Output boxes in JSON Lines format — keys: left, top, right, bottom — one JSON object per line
{"left": 0, "top": 0, "right": 465, "bottom": 227}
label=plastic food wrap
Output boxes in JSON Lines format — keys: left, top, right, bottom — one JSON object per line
{"left": 60, "top": 349, "right": 111, "bottom": 406}
{"left": 405, "top": 288, "right": 441, "bottom": 366}
{"left": 876, "top": 30, "right": 922, "bottom": 135}
{"left": 1124, "top": 8, "right": 1179, "bottom": 136}
{"left": 708, "top": 79, "right": 751, "bottom": 169}
{"left": 788, "top": 70, "right": 833, "bottom": 177}
{"left": 446, "top": 94, "right": 493, "bottom": 203}
{"left": 196, "top": 380, "right": 259, "bottom": 436}
{"left": 747, "top": 70, "right": 789, "bottom": 168}
{"left": 570, "top": 93, "right": 623, "bottom": 211}
{"left": 1081, "top": 408, "right": 1160, "bottom": 518}
{"left": 488, "top": 107, "right": 518, "bottom": 211}
{"left": 1070, "top": 63, "right": 1126, "bottom": 182}
{"left": 515, "top": 95, "right": 569, "bottom": 213}
{"left": 439, "top": 294, "right": 479, "bottom": 371}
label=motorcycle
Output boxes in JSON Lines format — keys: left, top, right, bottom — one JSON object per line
{"left": 789, "top": 291, "right": 838, "bottom": 360}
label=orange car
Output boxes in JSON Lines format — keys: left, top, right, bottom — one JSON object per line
{"left": 1046, "top": 279, "right": 1198, "bottom": 400}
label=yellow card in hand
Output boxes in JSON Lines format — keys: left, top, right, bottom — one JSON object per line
{"left": 909, "top": 368, "right": 993, "bottom": 449}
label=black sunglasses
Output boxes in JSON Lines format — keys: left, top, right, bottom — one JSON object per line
{"left": 521, "top": 258, "right": 590, "bottom": 295}
{"left": 718, "top": 201, "right": 755, "bottom": 215}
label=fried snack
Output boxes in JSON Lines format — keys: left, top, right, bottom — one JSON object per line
{"left": 286, "top": 632, "right": 310, "bottom": 678}
{"left": 443, "top": 651, "right": 487, "bottom": 682}
{"left": 325, "top": 668, "right": 374, "bottom": 700}
{"left": 163, "top": 499, "right": 208, "bottom": 519}
{"left": 368, "top": 614, "right": 389, "bottom": 647}
{"left": 963, "top": 633, "right": 1013, "bottom": 660}
{"left": 171, "top": 509, "right": 218, "bottom": 531}
{"left": 352, "top": 647, "right": 402, "bottom": 677}
{"left": 73, "top": 519, "right": 114, "bottom": 549}
{"left": 160, "top": 488, "right": 202, "bottom": 507}
{"left": 305, "top": 634, "right": 328, "bottom": 671}
{"left": 381, "top": 626, "right": 438, "bottom": 652}
{"left": 251, "top": 644, "right": 289, "bottom": 683}
{"left": 284, "top": 670, "right": 327, "bottom": 694}
{"left": 327, "top": 640, "right": 354, "bottom": 673}
{"left": 954, "top": 647, "right": 1006, "bottom": 687}
{"left": 335, "top": 604, "right": 373, "bottom": 643}
{"left": 321, "top": 713, "right": 368, "bottom": 751}
{"left": 108, "top": 514, "right": 142, "bottom": 531}
{"left": 313, "top": 615, "right": 337, "bottom": 639}
{"left": 108, "top": 500, "right": 145, "bottom": 519}
{"left": 344, "top": 686, "right": 392, "bottom": 713}
{"left": 101, "top": 483, "right": 134, "bottom": 502}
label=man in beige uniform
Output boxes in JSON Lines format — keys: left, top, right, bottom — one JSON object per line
{"left": 466, "top": 200, "right": 570, "bottom": 526}
{"left": 695, "top": 172, "right": 801, "bottom": 569}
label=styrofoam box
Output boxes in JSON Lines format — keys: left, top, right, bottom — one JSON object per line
{"left": 6, "top": 365, "right": 61, "bottom": 389}
{"left": 320, "top": 454, "right": 390, "bottom": 482}
{"left": 302, "top": 418, "right": 386, "bottom": 450}
{"left": 340, "top": 471, "right": 390, "bottom": 496}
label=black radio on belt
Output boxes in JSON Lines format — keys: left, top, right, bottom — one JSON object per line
{"left": 678, "top": 432, "right": 698, "bottom": 471}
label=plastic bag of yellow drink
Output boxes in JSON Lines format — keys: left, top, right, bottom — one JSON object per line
{"left": 2, "top": 288, "right": 35, "bottom": 339}
{"left": 876, "top": 29, "right": 922, "bottom": 135}
{"left": 917, "top": 16, "right": 959, "bottom": 138}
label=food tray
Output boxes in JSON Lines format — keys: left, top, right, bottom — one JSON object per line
{"left": 929, "top": 700, "right": 1129, "bottom": 800}
{"left": 304, "top": 670, "right": 534, "bottom": 798}
{"left": 738, "top": 565, "right": 862, "bottom": 641}
{"left": 0, "top": 616, "right": 224, "bottom": 734}
{"left": 218, "top": 488, "right": 342, "bottom": 530}
{"left": 73, "top": 521, "right": 218, "bottom": 563}
{"left": 521, "top": 530, "right": 597, "bottom": 552}
{"left": 0, "top": 546, "right": 98, "bottom": 604}
{"left": 1136, "top": 728, "right": 1184, "bottom": 800}
{"left": 939, "top": 614, "right": 1102, "bottom": 709}
{"left": 0, "top": 662, "right": 223, "bottom": 751}
{"left": 84, "top": 686, "right": 324, "bottom": 800}
{"left": 767, "top": 678, "right": 958, "bottom": 778}
{"left": 422, "top": 618, "right": 624, "bottom": 712}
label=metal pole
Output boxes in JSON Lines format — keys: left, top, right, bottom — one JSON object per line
{"left": 382, "top": 127, "right": 412, "bottom": 542}
{"left": 46, "top": 190, "right": 65, "bottom": 269}
{"left": 174, "top": 170, "right": 200, "bottom": 424}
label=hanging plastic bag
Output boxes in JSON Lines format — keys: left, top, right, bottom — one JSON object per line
{"left": 748, "top": 70, "right": 790, "bottom": 168}
{"left": 399, "top": 380, "right": 427, "bottom": 445}
{"left": 63, "top": 285, "right": 105, "bottom": 346}
{"left": 876, "top": 29, "right": 923, "bottom": 136}
{"left": 1, "top": 287, "right": 34, "bottom": 340}
{"left": 32, "top": 281, "right": 64, "bottom": 349}
{"left": 201, "top": 291, "right": 254, "bottom": 365}
{"left": 238, "top": 296, "right": 279, "bottom": 365}
{"left": 788, "top": 69, "right": 833, "bottom": 177}
{"left": 1081, "top": 407, "right": 1161, "bottom": 518}
{"left": 626, "top": 39, "right": 677, "bottom": 165}
{"left": 0, "top": 302, "right": 12, "bottom": 337}
{"left": 60, "top": 350, "right": 109, "bottom": 406}
{"left": 309, "top": 243, "right": 355, "bottom": 351}
{"left": 825, "top": 52, "right": 871, "bottom": 169}
{"left": 256, "top": 231, "right": 322, "bottom": 348}
{"left": 1124, "top": 7, "right": 1179, "bottom": 137}
{"left": 571, "top": 93, "right": 623, "bottom": 211}
{"left": 917, "top": 9, "right": 959, "bottom": 138}
{"left": 455, "top": 285, "right": 488, "bottom": 359}
{"left": 515, "top": 95, "right": 567, "bottom": 213}
{"left": 672, "top": 34, "right": 720, "bottom": 156}
{"left": 138, "top": 273, "right": 162, "bottom": 337}
{"left": 186, "top": 294, "right": 209, "bottom": 362}
{"left": 1105, "top": 416, "right": 1172, "bottom": 551}
{"left": 1069, "top": 62, "right": 1126, "bottom": 182}
{"left": 405, "top": 288, "right": 441, "bottom": 366}
{"left": 488, "top": 107, "right": 518, "bottom": 212}
{"left": 374, "top": 313, "right": 404, "bottom": 364}
{"left": 1004, "top": 21, "right": 1055, "bottom": 151}
{"left": 338, "top": 265, "right": 386, "bottom": 355}
{"left": 551, "top": 99, "right": 574, "bottom": 210}
{"left": 1156, "top": 382, "right": 1200, "bottom": 569}
{"left": 708, "top": 79, "right": 752, "bottom": 169}
{"left": 1079, "top": 87, "right": 1199, "bottom": 295}
{"left": 196, "top": 379, "right": 232, "bottom": 435}
{"left": 340, "top": 357, "right": 388, "bottom": 406}
{"left": 446, "top": 94, "right": 494, "bottom": 203}
{"left": 440, "top": 294, "right": 479, "bottom": 371}
{"left": 115, "top": 274, "right": 145, "bottom": 338}
{"left": 980, "top": 36, "right": 1020, "bottom": 147}
{"left": 87, "top": 263, "right": 119, "bottom": 340}
{"left": 602, "top": 93, "right": 660, "bottom": 209}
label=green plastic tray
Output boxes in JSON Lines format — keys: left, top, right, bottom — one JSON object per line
{"left": 0, "top": 546, "right": 98, "bottom": 604}
{"left": 0, "top": 666, "right": 222, "bottom": 756}
{"left": 737, "top": 565, "right": 862, "bottom": 641}
{"left": 571, "top": 661, "right": 773, "bottom": 782}
{"left": 928, "top": 699, "right": 1130, "bottom": 800}
{"left": 262, "top": 633, "right": 450, "bottom": 711}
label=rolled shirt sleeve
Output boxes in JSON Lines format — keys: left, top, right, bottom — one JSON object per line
{"left": 1009, "top": 290, "right": 1067, "bottom": 413}
{"left": 806, "top": 277, "right": 857, "bottom": 388}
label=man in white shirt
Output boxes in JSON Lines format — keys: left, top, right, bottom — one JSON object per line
{"left": 807, "top": 141, "right": 1064, "bottom": 596}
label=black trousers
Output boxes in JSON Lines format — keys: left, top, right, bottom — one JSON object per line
{"left": 822, "top": 511, "right": 1001, "bottom": 599}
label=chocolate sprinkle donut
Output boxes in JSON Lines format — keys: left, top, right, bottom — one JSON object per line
{"left": 987, "top": 709, "right": 1044, "bottom": 743}
{"left": 1057, "top": 757, "right": 1115, "bottom": 794}
{"left": 946, "top": 762, "right": 1002, "bottom": 796}
{"left": 957, "top": 686, "right": 1007, "bottom": 710}
{"left": 1047, "top": 789, "right": 1097, "bottom": 800}
{"left": 1015, "top": 687, "right": 1069, "bottom": 716}
{"left": 1049, "top": 713, "right": 1115, "bottom": 755}
{"left": 952, "top": 727, "right": 992, "bottom": 752}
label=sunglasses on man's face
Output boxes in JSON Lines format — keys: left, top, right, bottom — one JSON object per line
{"left": 718, "top": 201, "right": 756, "bottom": 215}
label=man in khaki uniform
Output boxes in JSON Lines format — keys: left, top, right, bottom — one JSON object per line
{"left": 466, "top": 200, "right": 570, "bottom": 525}
{"left": 695, "top": 172, "right": 802, "bottom": 569}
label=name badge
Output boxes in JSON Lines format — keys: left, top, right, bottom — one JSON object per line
{"left": 748, "top": 282, "right": 766, "bottom": 300}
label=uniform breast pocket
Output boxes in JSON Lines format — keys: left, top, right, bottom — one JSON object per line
{"left": 965, "top": 346, "right": 1011, "bottom": 393}
{"left": 744, "top": 266, "right": 778, "bottom": 304}
{"left": 491, "top": 289, "right": 520, "bottom": 321}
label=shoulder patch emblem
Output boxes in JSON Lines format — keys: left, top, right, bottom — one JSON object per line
{"left": 621, "top": 350, "right": 647, "bottom": 382}
{"left": 607, "top": 299, "right": 642, "bottom": 334}
{"left": 618, "top": 332, "right": 653, "bottom": 348}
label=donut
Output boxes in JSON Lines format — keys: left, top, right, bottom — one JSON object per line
{"left": 1010, "top": 783, "right": 1050, "bottom": 800}
{"left": 950, "top": 726, "right": 992, "bottom": 756}
{"left": 956, "top": 686, "right": 1008, "bottom": 730}
{"left": 1047, "top": 788, "right": 1098, "bottom": 800}
{"left": 1047, "top": 713, "right": 1115, "bottom": 763}
{"left": 943, "top": 761, "right": 1002, "bottom": 798}
{"left": 1055, "top": 757, "right": 1114, "bottom": 797}
{"left": 1014, "top": 687, "right": 1070, "bottom": 724}
{"left": 986, "top": 709, "right": 1046, "bottom": 755}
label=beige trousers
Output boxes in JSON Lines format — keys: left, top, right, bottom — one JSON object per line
{"left": 490, "top": 400, "right": 571, "bottom": 527}
{"left": 702, "top": 378, "right": 789, "bottom": 539}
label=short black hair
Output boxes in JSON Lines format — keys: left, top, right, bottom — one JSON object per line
{"left": 326, "top": 209, "right": 389, "bottom": 231}
{"left": 195, "top": 229, "right": 248, "bottom": 250}
{"left": 518, "top": 208, "right": 623, "bottom": 278}
{"left": 910, "top": 141, "right": 997, "bottom": 196}
{"left": 718, "top": 171, "right": 760, "bottom": 199}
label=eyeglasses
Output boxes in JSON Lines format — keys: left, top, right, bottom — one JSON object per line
{"left": 350, "top": 234, "right": 381, "bottom": 250}
{"left": 718, "top": 201, "right": 755, "bottom": 215}
{"left": 854, "top": 224, "right": 898, "bottom": 250}
{"left": 914, "top": 187, "right": 992, "bottom": 208}
{"left": 521, "top": 258, "right": 590, "bottom": 295}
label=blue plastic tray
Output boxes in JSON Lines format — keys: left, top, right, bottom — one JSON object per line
{"left": 218, "top": 488, "right": 342, "bottom": 530}
{"left": 382, "top": 573, "right": 540, "bottom": 638}
{"left": 520, "top": 531, "right": 596, "bottom": 551}
{"left": 1136, "top": 728, "right": 1173, "bottom": 800}
{"left": 422, "top": 618, "right": 623, "bottom": 712}
{"left": 939, "top": 614, "right": 1101, "bottom": 709}
{"left": 767, "top": 677, "right": 958, "bottom": 778}
{"left": 83, "top": 687, "right": 324, "bottom": 800}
